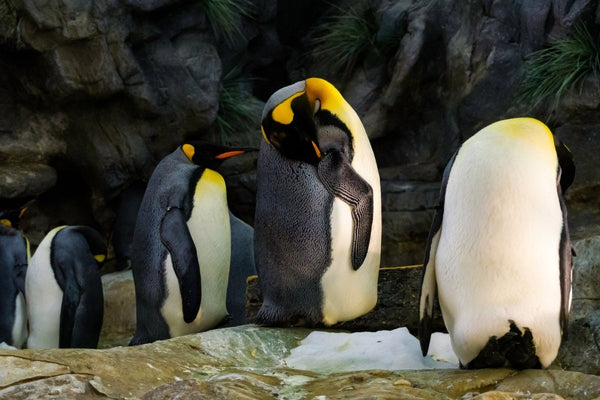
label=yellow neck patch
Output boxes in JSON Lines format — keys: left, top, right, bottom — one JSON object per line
{"left": 0, "top": 219, "right": 12, "bottom": 228}
{"left": 305, "top": 77, "right": 345, "bottom": 115}
{"left": 94, "top": 254, "right": 106, "bottom": 263}
{"left": 182, "top": 144, "right": 195, "bottom": 161}
{"left": 495, "top": 118, "right": 555, "bottom": 151}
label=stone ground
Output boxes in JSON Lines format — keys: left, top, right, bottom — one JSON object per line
{"left": 1, "top": 326, "right": 600, "bottom": 400}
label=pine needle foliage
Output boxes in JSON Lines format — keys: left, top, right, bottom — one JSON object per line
{"left": 519, "top": 23, "right": 600, "bottom": 109}
{"left": 202, "top": 0, "right": 254, "bottom": 46}
{"left": 310, "top": 3, "right": 399, "bottom": 78}
{"left": 216, "top": 66, "right": 263, "bottom": 143}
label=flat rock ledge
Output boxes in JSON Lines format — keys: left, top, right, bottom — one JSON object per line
{"left": 0, "top": 326, "right": 599, "bottom": 400}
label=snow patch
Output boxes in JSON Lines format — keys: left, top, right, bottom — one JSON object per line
{"left": 284, "top": 327, "right": 458, "bottom": 373}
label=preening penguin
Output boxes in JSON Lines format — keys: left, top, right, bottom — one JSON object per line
{"left": 0, "top": 216, "right": 29, "bottom": 348}
{"left": 26, "top": 225, "right": 106, "bottom": 349}
{"left": 255, "top": 77, "right": 381, "bottom": 327}
{"left": 419, "top": 118, "right": 574, "bottom": 369}
{"left": 129, "top": 143, "right": 251, "bottom": 345}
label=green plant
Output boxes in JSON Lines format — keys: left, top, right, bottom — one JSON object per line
{"left": 201, "top": 0, "right": 254, "bottom": 46}
{"left": 216, "top": 66, "right": 263, "bottom": 144}
{"left": 310, "top": 3, "right": 400, "bottom": 78}
{"left": 519, "top": 23, "right": 600, "bottom": 109}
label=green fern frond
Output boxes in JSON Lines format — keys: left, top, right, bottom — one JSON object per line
{"left": 519, "top": 23, "right": 600, "bottom": 109}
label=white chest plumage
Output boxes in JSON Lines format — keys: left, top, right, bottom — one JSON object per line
{"left": 436, "top": 125, "right": 563, "bottom": 367}
{"left": 160, "top": 169, "right": 230, "bottom": 336}
{"left": 319, "top": 117, "right": 382, "bottom": 325}
{"left": 26, "top": 226, "right": 65, "bottom": 349}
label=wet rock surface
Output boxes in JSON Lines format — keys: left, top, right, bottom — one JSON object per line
{"left": 1, "top": 326, "right": 599, "bottom": 400}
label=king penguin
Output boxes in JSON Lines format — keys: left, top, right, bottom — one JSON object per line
{"left": 26, "top": 225, "right": 106, "bottom": 349}
{"left": 129, "top": 143, "right": 251, "bottom": 345}
{"left": 419, "top": 117, "right": 574, "bottom": 369}
{"left": 0, "top": 211, "right": 29, "bottom": 348}
{"left": 255, "top": 77, "right": 382, "bottom": 327}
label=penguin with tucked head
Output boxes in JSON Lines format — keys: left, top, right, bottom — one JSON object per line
{"left": 255, "top": 77, "right": 382, "bottom": 327}
{"left": 419, "top": 117, "right": 574, "bottom": 369}
{"left": 26, "top": 225, "right": 106, "bottom": 349}
{"left": 129, "top": 143, "right": 252, "bottom": 345}
{"left": 0, "top": 208, "right": 29, "bottom": 348}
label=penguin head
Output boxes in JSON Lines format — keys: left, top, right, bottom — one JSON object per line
{"left": 261, "top": 78, "right": 356, "bottom": 165}
{"left": 180, "top": 143, "right": 256, "bottom": 169}
{"left": 0, "top": 199, "right": 31, "bottom": 230}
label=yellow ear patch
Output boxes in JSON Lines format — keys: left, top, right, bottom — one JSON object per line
{"left": 272, "top": 91, "right": 304, "bottom": 125}
{"left": 94, "top": 254, "right": 106, "bottom": 263}
{"left": 0, "top": 219, "right": 11, "bottom": 228}
{"left": 182, "top": 144, "right": 195, "bottom": 161}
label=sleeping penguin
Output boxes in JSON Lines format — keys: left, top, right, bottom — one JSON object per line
{"left": 255, "top": 78, "right": 382, "bottom": 327}
{"left": 419, "top": 118, "right": 574, "bottom": 369}
{"left": 0, "top": 209, "right": 29, "bottom": 348}
{"left": 26, "top": 225, "right": 106, "bottom": 349}
{"left": 129, "top": 143, "right": 252, "bottom": 345}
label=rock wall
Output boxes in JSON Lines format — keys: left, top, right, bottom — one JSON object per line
{"left": 1, "top": 0, "right": 599, "bottom": 253}
{"left": 0, "top": 0, "right": 599, "bottom": 368}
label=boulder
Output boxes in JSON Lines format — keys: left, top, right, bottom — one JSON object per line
{"left": 1, "top": 326, "right": 600, "bottom": 399}
{"left": 0, "top": 163, "right": 57, "bottom": 199}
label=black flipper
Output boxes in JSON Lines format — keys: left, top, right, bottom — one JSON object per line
{"left": 70, "top": 257, "right": 104, "bottom": 348}
{"left": 66, "top": 226, "right": 107, "bottom": 261}
{"left": 557, "top": 166, "right": 573, "bottom": 338}
{"left": 419, "top": 151, "right": 457, "bottom": 356}
{"left": 59, "top": 278, "right": 80, "bottom": 348}
{"left": 317, "top": 150, "right": 373, "bottom": 270}
{"left": 160, "top": 207, "right": 201, "bottom": 323}
{"left": 13, "top": 236, "right": 28, "bottom": 298}
{"left": 53, "top": 226, "right": 106, "bottom": 348}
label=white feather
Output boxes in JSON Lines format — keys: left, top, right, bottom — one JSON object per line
{"left": 436, "top": 119, "right": 562, "bottom": 367}
{"left": 26, "top": 226, "right": 66, "bottom": 349}
{"left": 320, "top": 105, "right": 382, "bottom": 325}
{"left": 160, "top": 169, "right": 230, "bottom": 337}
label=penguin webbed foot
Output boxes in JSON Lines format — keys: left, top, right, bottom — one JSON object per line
{"left": 317, "top": 150, "right": 373, "bottom": 270}
{"left": 465, "top": 321, "right": 541, "bottom": 370}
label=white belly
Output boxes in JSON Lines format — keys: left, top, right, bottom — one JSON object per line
{"left": 161, "top": 171, "right": 230, "bottom": 337}
{"left": 11, "top": 292, "right": 27, "bottom": 348}
{"left": 320, "top": 139, "right": 382, "bottom": 325}
{"left": 436, "top": 136, "right": 563, "bottom": 367}
{"left": 26, "top": 226, "right": 65, "bottom": 349}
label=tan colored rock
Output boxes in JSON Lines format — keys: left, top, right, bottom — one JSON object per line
{"left": 0, "top": 356, "right": 70, "bottom": 388}
{"left": 0, "top": 326, "right": 598, "bottom": 399}
{"left": 0, "top": 374, "right": 102, "bottom": 400}
{"left": 99, "top": 270, "right": 136, "bottom": 348}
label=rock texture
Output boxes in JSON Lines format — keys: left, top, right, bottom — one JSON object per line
{"left": 1, "top": 326, "right": 600, "bottom": 399}
{"left": 0, "top": 0, "right": 597, "bottom": 264}
{"left": 0, "top": 0, "right": 599, "bottom": 394}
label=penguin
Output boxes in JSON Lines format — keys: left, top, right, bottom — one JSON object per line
{"left": 26, "top": 225, "right": 106, "bottom": 349}
{"left": 129, "top": 143, "right": 252, "bottom": 345}
{"left": 255, "top": 77, "right": 382, "bottom": 327}
{"left": 0, "top": 212, "right": 29, "bottom": 348}
{"left": 419, "top": 117, "right": 574, "bottom": 369}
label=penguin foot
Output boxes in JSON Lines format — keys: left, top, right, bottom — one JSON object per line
{"left": 465, "top": 320, "right": 541, "bottom": 369}
{"left": 254, "top": 303, "right": 322, "bottom": 327}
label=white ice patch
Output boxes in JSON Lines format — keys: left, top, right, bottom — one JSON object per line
{"left": 284, "top": 327, "right": 458, "bottom": 373}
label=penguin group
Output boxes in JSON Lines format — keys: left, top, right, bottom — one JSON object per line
{"left": 0, "top": 77, "right": 574, "bottom": 371}
{"left": 0, "top": 207, "right": 106, "bottom": 349}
